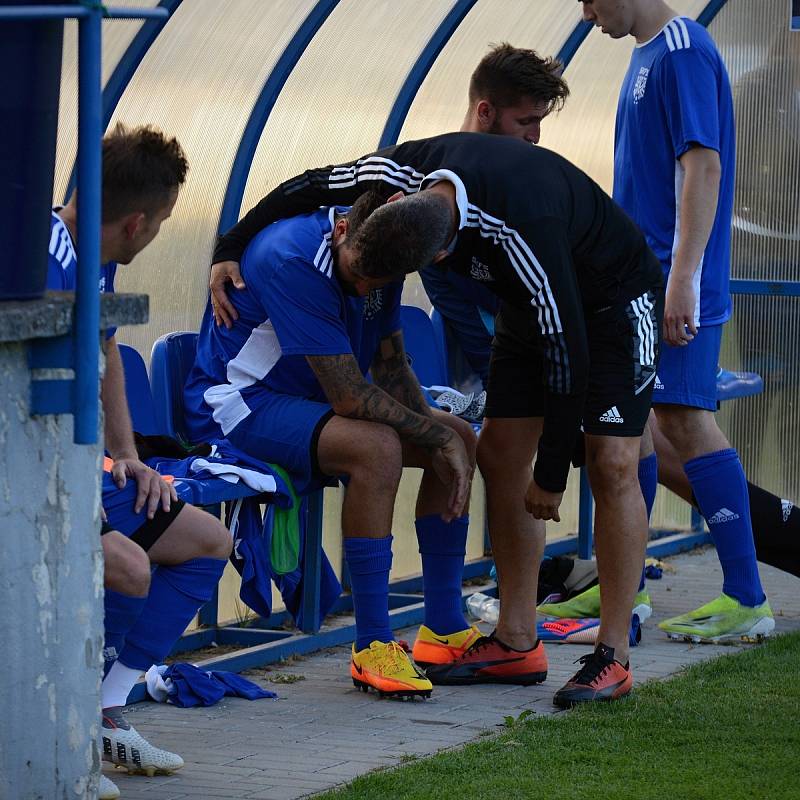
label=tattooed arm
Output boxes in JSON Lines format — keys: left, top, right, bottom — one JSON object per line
{"left": 369, "top": 331, "right": 432, "bottom": 418}
{"left": 306, "top": 352, "right": 470, "bottom": 518}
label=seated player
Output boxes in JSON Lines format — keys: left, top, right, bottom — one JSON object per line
{"left": 184, "top": 191, "right": 475, "bottom": 698}
{"left": 48, "top": 123, "right": 232, "bottom": 792}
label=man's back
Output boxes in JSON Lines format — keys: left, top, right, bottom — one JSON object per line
{"left": 185, "top": 207, "right": 401, "bottom": 441}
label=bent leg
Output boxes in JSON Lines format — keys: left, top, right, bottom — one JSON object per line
{"left": 586, "top": 434, "right": 647, "bottom": 665}
{"left": 318, "top": 416, "right": 404, "bottom": 650}
{"left": 477, "top": 416, "right": 544, "bottom": 650}
{"left": 102, "top": 530, "right": 150, "bottom": 596}
{"left": 402, "top": 410, "right": 478, "bottom": 637}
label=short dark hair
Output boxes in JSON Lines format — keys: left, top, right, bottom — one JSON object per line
{"left": 469, "top": 42, "right": 569, "bottom": 114}
{"left": 101, "top": 122, "right": 188, "bottom": 222}
{"left": 348, "top": 191, "right": 453, "bottom": 280}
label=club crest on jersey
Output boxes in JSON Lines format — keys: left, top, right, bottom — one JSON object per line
{"left": 363, "top": 289, "right": 383, "bottom": 320}
{"left": 98, "top": 276, "right": 107, "bottom": 292}
{"left": 470, "top": 256, "right": 493, "bottom": 282}
{"left": 633, "top": 67, "right": 650, "bottom": 104}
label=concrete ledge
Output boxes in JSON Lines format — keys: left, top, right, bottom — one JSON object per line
{"left": 0, "top": 291, "right": 148, "bottom": 343}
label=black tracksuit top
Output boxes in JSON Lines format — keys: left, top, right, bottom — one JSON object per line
{"left": 214, "top": 132, "right": 663, "bottom": 492}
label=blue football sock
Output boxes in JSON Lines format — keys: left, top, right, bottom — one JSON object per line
{"left": 103, "top": 590, "right": 148, "bottom": 677}
{"left": 637, "top": 453, "right": 658, "bottom": 592}
{"left": 684, "top": 449, "right": 765, "bottom": 607}
{"left": 416, "top": 514, "right": 470, "bottom": 634}
{"left": 344, "top": 536, "right": 393, "bottom": 652}
{"left": 118, "top": 558, "right": 226, "bottom": 671}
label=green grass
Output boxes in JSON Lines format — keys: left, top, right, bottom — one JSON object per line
{"left": 319, "top": 633, "right": 800, "bottom": 800}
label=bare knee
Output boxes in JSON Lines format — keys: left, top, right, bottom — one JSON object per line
{"left": 348, "top": 424, "right": 403, "bottom": 488}
{"left": 587, "top": 449, "right": 638, "bottom": 498}
{"left": 439, "top": 412, "right": 477, "bottom": 464}
{"left": 103, "top": 532, "right": 151, "bottom": 597}
{"left": 179, "top": 506, "right": 233, "bottom": 560}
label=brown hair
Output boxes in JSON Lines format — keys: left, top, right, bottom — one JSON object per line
{"left": 469, "top": 42, "right": 569, "bottom": 114}
{"left": 101, "top": 122, "right": 188, "bottom": 222}
{"left": 347, "top": 190, "right": 453, "bottom": 280}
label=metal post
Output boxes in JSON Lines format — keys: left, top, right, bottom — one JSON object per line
{"left": 72, "top": 5, "right": 102, "bottom": 444}
{"left": 577, "top": 466, "right": 594, "bottom": 559}
{"left": 300, "top": 490, "right": 324, "bottom": 634}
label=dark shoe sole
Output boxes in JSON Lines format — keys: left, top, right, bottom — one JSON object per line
{"left": 426, "top": 670, "right": 547, "bottom": 687}
{"left": 553, "top": 686, "right": 632, "bottom": 709}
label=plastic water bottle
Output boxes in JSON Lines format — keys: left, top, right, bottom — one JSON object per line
{"left": 466, "top": 592, "right": 500, "bottom": 625}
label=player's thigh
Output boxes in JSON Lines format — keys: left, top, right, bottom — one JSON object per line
{"left": 652, "top": 323, "right": 722, "bottom": 412}
{"left": 479, "top": 303, "right": 544, "bottom": 476}
{"left": 103, "top": 472, "right": 186, "bottom": 555}
{"left": 583, "top": 289, "right": 661, "bottom": 442}
{"left": 148, "top": 504, "right": 232, "bottom": 565}
{"left": 317, "top": 414, "right": 402, "bottom": 485}
{"left": 227, "top": 391, "right": 335, "bottom": 496}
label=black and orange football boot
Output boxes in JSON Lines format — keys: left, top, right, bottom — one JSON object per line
{"left": 553, "top": 643, "right": 633, "bottom": 708}
{"left": 424, "top": 633, "right": 548, "bottom": 685}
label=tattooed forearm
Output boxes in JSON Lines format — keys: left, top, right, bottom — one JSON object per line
{"left": 307, "top": 352, "right": 451, "bottom": 450}
{"left": 370, "top": 331, "right": 433, "bottom": 417}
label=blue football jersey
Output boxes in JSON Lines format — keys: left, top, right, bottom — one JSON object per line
{"left": 613, "top": 16, "right": 735, "bottom": 326}
{"left": 47, "top": 209, "right": 119, "bottom": 336}
{"left": 184, "top": 207, "right": 403, "bottom": 441}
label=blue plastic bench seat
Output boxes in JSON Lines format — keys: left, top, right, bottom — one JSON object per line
{"left": 716, "top": 368, "right": 764, "bottom": 402}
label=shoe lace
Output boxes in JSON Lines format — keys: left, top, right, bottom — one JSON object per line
{"left": 375, "top": 641, "right": 412, "bottom": 675}
{"left": 571, "top": 652, "right": 611, "bottom": 686}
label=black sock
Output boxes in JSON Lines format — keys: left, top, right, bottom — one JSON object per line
{"left": 746, "top": 482, "right": 800, "bottom": 578}
{"left": 691, "top": 482, "right": 799, "bottom": 578}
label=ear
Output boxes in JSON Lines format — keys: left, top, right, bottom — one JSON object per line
{"left": 475, "top": 100, "right": 495, "bottom": 131}
{"left": 386, "top": 191, "right": 405, "bottom": 204}
{"left": 122, "top": 212, "right": 146, "bottom": 240}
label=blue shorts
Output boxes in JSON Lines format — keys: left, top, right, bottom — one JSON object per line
{"left": 652, "top": 324, "right": 722, "bottom": 411}
{"left": 102, "top": 471, "right": 185, "bottom": 550}
{"left": 227, "top": 392, "right": 335, "bottom": 496}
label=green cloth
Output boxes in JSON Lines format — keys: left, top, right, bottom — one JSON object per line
{"left": 268, "top": 464, "right": 301, "bottom": 575}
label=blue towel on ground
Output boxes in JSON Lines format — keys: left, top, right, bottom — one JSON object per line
{"left": 146, "top": 663, "right": 276, "bottom": 707}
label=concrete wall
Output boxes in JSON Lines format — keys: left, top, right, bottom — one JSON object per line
{"left": 0, "top": 341, "right": 103, "bottom": 799}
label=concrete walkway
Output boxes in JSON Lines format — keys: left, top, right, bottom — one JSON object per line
{"left": 110, "top": 548, "right": 800, "bottom": 800}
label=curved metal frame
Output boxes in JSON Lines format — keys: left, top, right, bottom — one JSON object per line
{"left": 378, "top": 0, "right": 479, "bottom": 148}
{"left": 63, "top": 0, "right": 181, "bottom": 201}
{"left": 216, "top": 0, "right": 339, "bottom": 233}
{"left": 556, "top": 19, "right": 592, "bottom": 69}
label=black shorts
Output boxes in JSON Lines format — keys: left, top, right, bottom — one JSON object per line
{"left": 484, "top": 290, "right": 663, "bottom": 437}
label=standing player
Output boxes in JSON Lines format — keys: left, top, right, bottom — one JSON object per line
{"left": 206, "top": 131, "right": 665, "bottom": 706}
{"left": 49, "top": 124, "right": 232, "bottom": 797}
{"left": 581, "top": 0, "right": 775, "bottom": 640}
{"left": 416, "top": 43, "right": 569, "bottom": 388}
{"left": 185, "top": 192, "right": 476, "bottom": 698}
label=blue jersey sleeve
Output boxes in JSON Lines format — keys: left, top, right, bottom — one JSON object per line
{"left": 658, "top": 47, "right": 721, "bottom": 158}
{"left": 257, "top": 257, "right": 353, "bottom": 356}
{"left": 47, "top": 252, "right": 69, "bottom": 290}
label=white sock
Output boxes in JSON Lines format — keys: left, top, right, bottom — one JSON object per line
{"left": 101, "top": 661, "right": 143, "bottom": 709}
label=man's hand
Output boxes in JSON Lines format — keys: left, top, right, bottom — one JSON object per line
{"left": 525, "top": 478, "right": 563, "bottom": 522}
{"left": 209, "top": 260, "right": 246, "bottom": 329}
{"left": 431, "top": 433, "right": 472, "bottom": 522}
{"left": 663, "top": 275, "right": 697, "bottom": 346}
{"left": 111, "top": 458, "right": 178, "bottom": 519}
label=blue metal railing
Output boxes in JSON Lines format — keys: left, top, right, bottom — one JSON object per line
{"left": 1, "top": 4, "right": 170, "bottom": 443}
{"left": 379, "top": 0, "right": 478, "bottom": 148}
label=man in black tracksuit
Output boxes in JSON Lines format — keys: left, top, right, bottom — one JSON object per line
{"left": 211, "top": 132, "right": 664, "bottom": 706}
